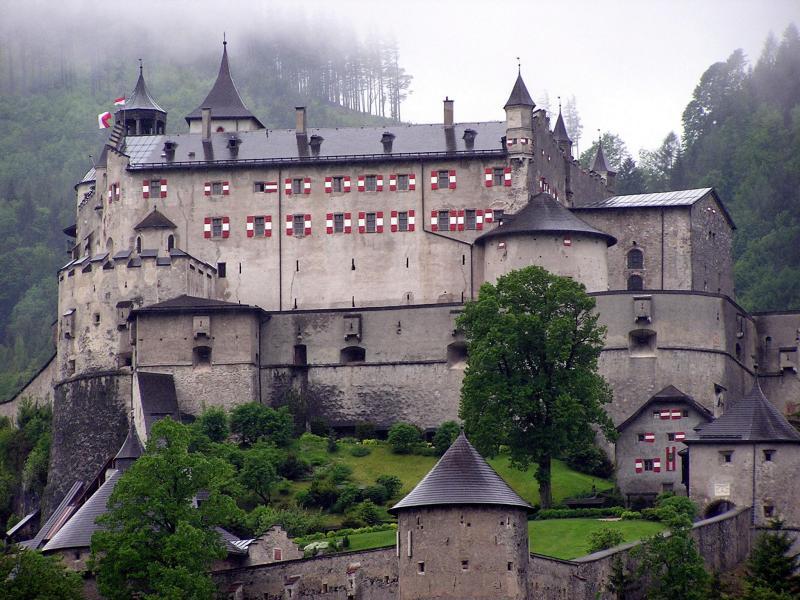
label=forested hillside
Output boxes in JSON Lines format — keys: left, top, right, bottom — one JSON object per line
{"left": 0, "top": 15, "right": 411, "bottom": 401}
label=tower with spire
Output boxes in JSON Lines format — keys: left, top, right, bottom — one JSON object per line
{"left": 116, "top": 62, "right": 166, "bottom": 136}
{"left": 590, "top": 137, "right": 616, "bottom": 192}
{"left": 503, "top": 70, "right": 535, "bottom": 157}
{"left": 185, "top": 40, "right": 264, "bottom": 134}
{"left": 552, "top": 103, "right": 572, "bottom": 158}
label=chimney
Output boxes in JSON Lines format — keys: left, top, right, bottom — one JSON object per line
{"left": 443, "top": 97, "right": 454, "bottom": 128}
{"left": 295, "top": 107, "right": 307, "bottom": 136}
{"left": 201, "top": 107, "right": 211, "bottom": 141}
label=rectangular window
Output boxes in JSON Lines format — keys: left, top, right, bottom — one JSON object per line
{"left": 764, "top": 505, "right": 775, "bottom": 518}
{"left": 212, "top": 218, "right": 223, "bottom": 237}
{"left": 461, "top": 560, "right": 469, "bottom": 571}
{"left": 217, "top": 262, "right": 226, "bottom": 278}
{"left": 293, "top": 215, "right": 305, "bottom": 237}
{"left": 254, "top": 181, "right": 265, "bottom": 193}
{"left": 292, "top": 178, "right": 303, "bottom": 194}
{"left": 764, "top": 450, "right": 775, "bottom": 461}
{"left": 493, "top": 167, "right": 505, "bottom": 186}
{"left": 438, "top": 210, "right": 450, "bottom": 231}
{"left": 465, "top": 209, "right": 477, "bottom": 230}
{"left": 637, "top": 433, "right": 646, "bottom": 442}
{"left": 334, "top": 213, "right": 344, "bottom": 233}
{"left": 211, "top": 182, "right": 223, "bottom": 195}
{"left": 667, "top": 433, "right": 676, "bottom": 441}
{"left": 397, "top": 174, "right": 409, "bottom": 191}
{"left": 653, "top": 411, "right": 661, "bottom": 419}
{"left": 333, "top": 177, "right": 343, "bottom": 193}
{"left": 254, "top": 216, "right": 266, "bottom": 237}
{"left": 493, "top": 209, "right": 505, "bottom": 223}
{"left": 437, "top": 170, "right": 449, "bottom": 189}
{"left": 643, "top": 459, "right": 655, "bottom": 471}
{"left": 150, "top": 179, "right": 162, "bottom": 194}
{"left": 366, "top": 175, "right": 377, "bottom": 192}
{"left": 366, "top": 212, "right": 377, "bottom": 233}
{"left": 417, "top": 561, "right": 425, "bottom": 574}
{"left": 398, "top": 211, "right": 409, "bottom": 232}
{"left": 683, "top": 410, "right": 689, "bottom": 417}
{"left": 720, "top": 451, "right": 733, "bottom": 464}
{"left": 273, "top": 548, "right": 282, "bottom": 561}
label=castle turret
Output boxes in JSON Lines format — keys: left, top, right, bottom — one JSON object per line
{"left": 116, "top": 63, "right": 166, "bottom": 136}
{"left": 391, "top": 433, "right": 532, "bottom": 600}
{"left": 185, "top": 40, "right": 264, "bottom": 134}
{"left": 590, "top": 140, "right": 616, "bottom": 192}
{"left": 552, "top": 107, "right": 572, "bottom": 158}
{"left": 503, "top": 71, "right": 535, "bottom": 155}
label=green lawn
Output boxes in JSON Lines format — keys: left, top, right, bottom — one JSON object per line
{"left": 327, "top": 519, "right": 665, "bottom": 559}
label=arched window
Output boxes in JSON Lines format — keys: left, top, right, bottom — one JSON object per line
{"left": 167, "top": 235, "right": 175, "bottom": 251}
{"left": 627, "top": 248, "right": 644, "bottom": 269}
{"left": 106, "top": 237, "right": 114, "bottom": 253}
{"left": 627, "top": 275, "right": 643, "bottom": 291}
{"left": 135, "top": 236, "right": 142, "bottom": 253}
{"left": 340, "top": 346, "right": 366, "bottom": 364}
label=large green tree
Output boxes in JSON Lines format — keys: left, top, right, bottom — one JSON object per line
{"left": 743, "top": 521, "right": 800, "bottom": 599}
{"left": 91, "top": 418, "right": 241, "bottom": 600}
{"left": 0, "top": 547, "right": 82, "bottom": 599}
{"left": 458, "top": 266, "right": 615, "bottom": 507}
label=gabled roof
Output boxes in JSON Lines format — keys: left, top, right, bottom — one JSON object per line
{"left": 119, "top": 65, "right": 165, "bottom": 113}
{"left": 133, "top": 208, "right": 177, "bottom": 231}
{"left": 688, "top": 382, "right": 800, "bottom": 444}
{"left": 186, "top": 42, "right": 263, "bottom": 127}
{"left": 389, "top": 433, "right": 531, "bottom": 513}
{"left": 504, "top": 72, "right": 535, "bottom": 109}
{"left": 134, "top": 294, "right": 262, "bottom": 314}
{"left": 552, "top": 110, "right": 571, "bottom": 142}
{"left": 113, "top": 421, "right": 143, "bottom": 469}
{"left": 617, "top": 385, "right": 713, "bottom": 432}
{"left": 475, "top": 192, "right": 617, "bottom": 246}
{"left": 590, "top": 142, "right": 612, "bottom": 173}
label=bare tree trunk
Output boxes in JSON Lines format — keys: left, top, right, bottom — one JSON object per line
{"left": 537, "top": 455, "right": 553, "bottom": 509}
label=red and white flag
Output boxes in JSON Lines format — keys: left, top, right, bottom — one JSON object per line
{"left": 113, "top": 96, "right": 126, "bottom": 106}
{"left": 98, "top": 112, "right": 112, "bottom": 129}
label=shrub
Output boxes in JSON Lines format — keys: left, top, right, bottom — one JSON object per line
{"left": 361, "top": 438, "right": 380, "bottom": 446}
{"left": 376, "top": 475, "right": 402, "bottom": 499}
{"left": 246, "top": 505, "right": 326, "bottom": 538}
{"left": 588, "top": 527, "right": 626, "bottom": 553}
{"left": 621, "top": 510, "right": 642, "bottom": 520}
{"left": 536, "top": 507, "right": 625, "bottom": 520}
{"left": 362, "top": 484, "right": 389, "bottom": 505}
{"left": 343, "top": 500, "right": 383, "bottom": 527}
{"left": 433, "top": 421, "right": 461, "bottom": 455}
{"left": 355, "top": 422, "right": 376, "bottom": 440}
{"left": 327, "top": 433, "right": 338, "bottom": 453}
{"left": 563, "top": 444, "right": 615, "bottom": 479}
{"left": 642, "top": 494, "right": 698, "bottom": 524}
{"left": 277, "top": 452, "right": 311, "bottom": 480}
{"left": 301, "top": 478, "right": 340, "bottom": 509}
{"left": 195, "top": 407, "right": 229, "bottom": 443}
{"left": 349, "top": 445, "right": 371, "bottom": 457}
{"left": 332, "top": 484, "right": 362, "bottom": 513}
{"left": 323, "top": 463, "right": 353, "bottom": 484}
{"left": 412, "top": 443, "right": 438, "bottom": 456}
{"left": 230, "top": 404, "right": 294, "bottom": 447}
{"left": 388, "top": 422, "right": 421, "bottom": 454}
{"left": 339, "top": 437, "right": 358, "bottom": 445}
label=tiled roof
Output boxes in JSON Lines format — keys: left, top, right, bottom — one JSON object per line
{"left": 137, "top": 294, "right": 257, "bottom": 312}
{"left": 579, "top": 188, "right": 713, "bottom": 209}
{"left": 389, "top": 433, "right": 531, "bottom": 513}
{"left": 689, "top": 382, "right": 800, "bottom": 443}
{"left": 24, "top": 481, "right": 84, "bottom": 550}
{"left": 42, "top": 471, "right": 121, "bottom": 552}
{"left": 617, "top": 385, "right": 713, "bottom": 432}
{"left": 123, "top": 121, "right": 506, "bottom": 167}
{"left": 476, "top": 192, "right": 617, "bottom": 246}
{"left": 119, "top": 66, "right": 165, "bottom": 113}
{"left": 134, "top": 208, "right": 177, "bottom": 230}
{"left": 504, "top": 73, "right": 535, "bottom": 108}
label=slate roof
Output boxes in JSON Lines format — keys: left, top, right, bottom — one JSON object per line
{"left": 134, "top": 294, "right": 263, "bottom": 315}
{"left": 590, "top": 142, "right": 612, "bottom": 173}
{"left": 552, "top": 110, "right": 571, "bottom": 142}
{"left": 22, "top": 481, "right": 84, "bottom": 549}
{"left": 389, "top": 433, "right": 532, "bottom": 513}
{"left": 123, "top": 121, "right": 507, "bottom": 168}
{"left": 136, "top": 372, "right": 179, "bottom": 435}
{"left": 113, "top": 421, "right": 143, "bottom": 468}
{"left": 617, "top": 385, "right": 714, "bottom": 432}
{"left": 504, "top": 72, "right": 535, "bottom": 108}
{"left": 118, "top": 66, "right": 165, "bottom": 113}
{"left": 186, "top": 42, "right": 263, "bottom": 127}
{"left": 475, "top": 192, "right": 617, "bottom": 246}
{"left": 687, "top": 382, "right": 800, "bottom": 444}
{"left": 134, "top": 208, "right": 177, "bottom": 230}
{"left": 42, "top": 471, "right": 121, "bottom": 552}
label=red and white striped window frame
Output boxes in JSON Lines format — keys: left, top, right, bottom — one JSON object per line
{"left": 430, "top": 170, "right": 457, "bottom": 190}
{"left": 357, "top": 211, "right": 384, "bottom": 233}
{"left": 246, "top": 215, "right": 272, "bottom": 237}
{"left": 143, "top": 178, "right": 167, "bottom": 199}
{"left": 285, "top": 214, "right": 312, "bottom": 236}
{"left": 203, "top": 216, "right": 230, "bottom": 239}
{"left": 484, "top": 167, "right": 512, "bottom": 187}
{"left": 390, "top": 210, "right": 416, "bottom": 232}
{"left": 203, "top": 181, "right": 230, "bottom": 196}
{"left": 325, "top": 212, "right": 353, "bottom": 234}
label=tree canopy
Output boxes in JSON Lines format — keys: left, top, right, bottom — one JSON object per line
{"left": 458, "top": 266, "right": 615, "bottom": 507}
{"left": 0, "top": 547, "right": 82, "bottom": 600}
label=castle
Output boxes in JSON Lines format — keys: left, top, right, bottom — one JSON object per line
{"left": 4, "top": 41, "right": 800, "bottom": 534}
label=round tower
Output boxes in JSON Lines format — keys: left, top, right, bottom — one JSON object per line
{"left": 503, "top": 71, "right": 535, "bottom": 156}
{"left": 474, "top": 192, "right": 616, "bottom": 292}
{"left": 390, "top": 433, "right": 532, "bottom": 600}
{"left": 116, "top": 63, "right": 166, "bottom": 136}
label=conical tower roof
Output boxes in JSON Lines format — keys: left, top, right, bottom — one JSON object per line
{"left": 118, "top": 64, "right": 165, "bottom": 113}
{"left": 590, "top": 141, "right": 613, "bottom": 173}
{"left": 476, "top": 192, "right": 617, "bottom": 246}
{"left": 504, "top": 72, "right": 535, "bottom": 109}
{"left": 113, "top": 420, "right": 144, "bottom": 469}
{"left": 186, "top": 41, "right": 263, "bottom": 126}
{"left": 553, "top": 109, "right": 571, "bottom": 143}
{"left": 389, "top": 433, "right": 532, "bottom": 513}
{"left": 691, "top": 382, "right": 800, "bottom": 443}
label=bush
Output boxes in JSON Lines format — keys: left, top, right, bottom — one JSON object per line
{"left": 327, "top": 433, "right": 338, "bottom": 453}
{"left": 588, "top": 527, "right": 626, "bottom": 553}
{"left": 343, "top": 500, "right": 383, "bottom": 527}
{"left": 331, "top": 484, "right": 362, "bottom": 513}
{"left": 621, "top": 510, "right": 642, "bottom": 520}
{"left": 247, "top": 505, "right": 326, "bottom": 537}
{"left": 563, "top": 444, "right": 615, "bottom": 479}
{"left": 277, "top": 452, "right": 311, "bottom": 480}
{"left": 361, "top": 438, "right": 380, "bottom": 446}
{"left": 388, "top": 422, "right": 421, "bottom": 454}
{"left": 301, "top": 478, "right": 340, "bottom": 509}
{"left": 349, "top": 445, "right": 371, "bottom": 457}
{"left": 355, "top": 422, "right": 376, "bottom": 440}
{"left": 362, "top": 484, "right": 389, "bottom": 504}
{"left": 412, "top": 443, "right": 438, "bottom": 456}
{"left": 322, "top": 463, "right": 353, "bottom": 484}
{"left": 376, "top": 475, "right": 402, "bottom": 499}
{"left": 339, "top": 437, "right": 359, "bottom": 445}
{"left": 433, "top": 421, "right": 461, "bottom": 455}
{"left": 642, "top": 494, "right": 698, "bottom": 524}
{"left": 536, "top": 507, "right": 625, "bottom": 520}
{"left": 230, "top": 403, "right": 294, "bottom": 447}
{"left": 195, "top": 407, "right": 229, "bottom": 443}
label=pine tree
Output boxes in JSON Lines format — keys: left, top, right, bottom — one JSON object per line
{"left": 744, "top": 521, "right": 800, "bottom": 598}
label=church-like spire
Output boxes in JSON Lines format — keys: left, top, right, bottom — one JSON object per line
{"left": 116, "top": 61, "right": 167, "bottom": 136}
{"left": 553, "top": 108, "right": 571, "bottom": 143}
{"left": 503, "top": 71, "right": 535, "bottom": 109}
{"left": 591, "top": 140, "right": 612, "bottom": 174}
{"left": 123, "top": 61, "right": 166, "bottom": 113}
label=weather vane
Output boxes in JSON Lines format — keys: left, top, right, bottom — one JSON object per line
{"left": 516, "top": 56, "right": 521, "bottom": 73}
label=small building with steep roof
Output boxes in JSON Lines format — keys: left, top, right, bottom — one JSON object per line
{"left": 685, "top": 382, "right": 800, "bottom": 525}
{"left": 390, "top": 432, "right": 532, "bottom": 600}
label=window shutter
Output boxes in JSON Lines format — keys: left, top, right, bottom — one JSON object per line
{"left": 303, "top": 177, "right": 311, "bottom": 194}
{"left": 324, "top": 177, "right": 332, "bottom": 193}
{"left": 408, "top": 173, "right": 416, "bottom": 191}
{"left": 389, "top": 175, "right": 397, "bottom": 192}
{"left": 484, "top": 210, "right": 494, "bottom": 223}
{"left": 326, "top": 213, "right": 334, "bottom": 234}
{"left": 644, "top": 432, "right": 655, "bottom": 442}
{"left": 358, "top": 212, "right": 366, "bottom": 234}
{"left": 484, "top": 168, "right": 493, "bottom": 187}
{"left": 142, "top": 179, "right": 150, "bottom": 199}
{"left": 344, "top": 212, "right": 352, "bottom": 234}
{"left": 265, "top": 181, "right": 278, "bottom": 193}
{"left": 653, "top": 458, "right": 661, "bottom": 473}
{"left": 222, "top": 181, "right": 230, "bottom": 195}
{"left": 376, "top": 175, "right": 384, "bottom": 192}
{"left": 376, "top": 211, "right": 384, "bottom": 233}
{"left": 204, "top": 182, "right": 211, "bottom": 196}
{"left": 430, "top": 210, "right": 438, "bottom": 231}
{"left": 264, "top": 215, "right": 272, "bottom": 237}
{"left": 671, "top": 410, "right": 682, "bottom": 420}
{"left": 635, "top": 459, "right": 643, "bottom": 474}
{"left": 457, "top": 209, "right": 464, "bottom": 231}
{"left": 660, "top": 410, "right": 671, "bottom": 420}
{"left": 203, "top": 217, "right": 211, "bottom": 239}
{"left": 304, "top": 214, "right": 312, "bottom": 236}
{"left": 246, "top": 215, "right": 254, "bottom": 238}
{"left": 357, "top": 176, "right": 365, "bottom": 192}
{"left": 430, "top": 170, "right": 438, "bottom": 190}
{"left": 504, "top": 167, "right": 512, "bottom": 186}
{"left": 448, "top": 170, "right": 456, "bottom": 189}
{"left": 408, "top": 209, "right": 415, "bottom": 232}
{"left": 344, "top": 176, "right": 351, "bottom": 192}
{"left": 222, "top": 216, "right": 230, "bottom": 238}
{"left": 449, "top": 212, "right": 457, "bottom": 232}
{"left": 284, "top": 178, "right": 292, "bottom": 195}
{"left": 675, "top": 432, "right": 685, "bottom": 441}
{"left": 160, "top": 179, "right": 168, "bottom": 198}
{"left": 285, "top": 215, "right": 293, "bottom": 236}
{"left": 476, "top": 209, "right": 484, "bottom": 230}
{"left": 391, "top": 210, "right": 398, "bottom": 232}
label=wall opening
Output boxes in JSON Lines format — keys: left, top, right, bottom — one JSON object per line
{"left": 447, "top": 341, "right": 468, "bottom": 369}
{"left": 627, "top": 248, "right": 644, "bottom": 269}
{"left": 193, "top": 345, "right": 212, "bottom": 366}
{"left": 293, "top": 344, "right": 307, "bottom": 366}
{"left": 135, "top": 236, "right": 142, "bottom": 253}
{"left": 704, "top": 499, "right": 734, "bottom": 518}
{"left": 628, "top": 329, "right": 656, "bottom": 357}
{"left": 167, "top": 234, "right": 175, "bottom": 251}
{"left": 340, "top": 346, "right": 366, "bottom": 364}
{"left": 627, "top": 274, "right": 644, "bottom": 291}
